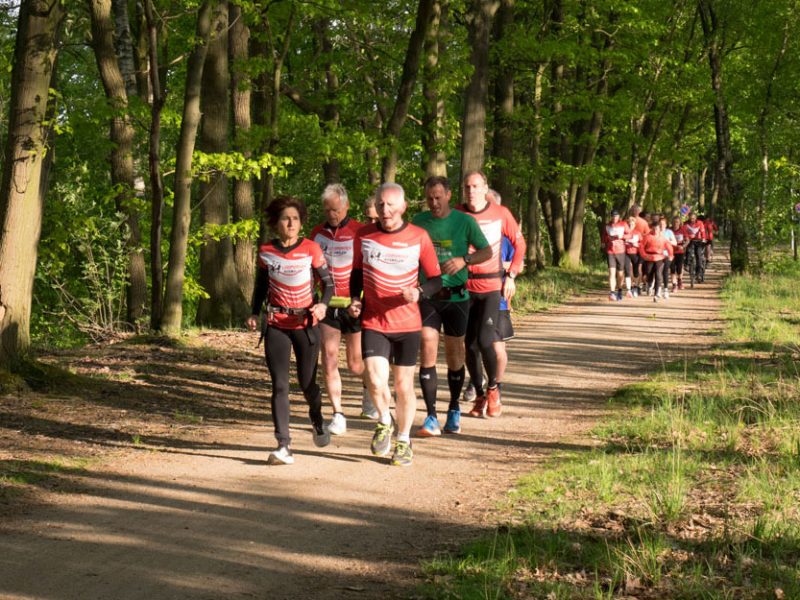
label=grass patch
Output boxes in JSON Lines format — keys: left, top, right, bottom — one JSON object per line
{"left": 514, "top": 264, "right": 605, "bottom": 315}
{"left": 421, "top": 254, "right": 800, "bottom": 599}
{"left": 0, "top": 457, "right": 91, "bottom": 502}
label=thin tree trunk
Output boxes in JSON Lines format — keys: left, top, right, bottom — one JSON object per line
{"left": 160, "top": 0, "right": 215, "bottom": 334}
{"left": 112, "top": 0, "right": 138, "bottom": 98}
{"left": 490, "top": 0, "right": 514, "bottom": 207}
{"left": 144, "top": 0, "right": 166, "bottom": 330}
{"left": 381, "top": 0, "right": 437, "bottom": 182}
{"left": 0, "top": 0, "right": 64, "bottom": 367}
{"left": 459, "top": 0, "right": 500, "bottom": 184}
{"left": 229, "top": 2, "right": 254, "bottom": 303}
{"left": 89, "top": 0, "right": 148, "bottom": 328}
{"left": 422, "top": 0, "right": 447, "bottom": 177}
{"left": 527, "top": 62, "right": 546, "bottom": 269}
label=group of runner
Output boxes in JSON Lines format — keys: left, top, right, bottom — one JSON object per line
{"left": 602, "top": 204, "right": 718, "bottom": 302}
{"left": 247, "top": 171, "right": 525, "bottom": 467}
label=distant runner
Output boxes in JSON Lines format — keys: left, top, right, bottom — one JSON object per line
{"left": 601, "top": 209, "right": 630, "bottom": 301}
{"left": 624, "top": 214, "right": 642, "bottom": 297}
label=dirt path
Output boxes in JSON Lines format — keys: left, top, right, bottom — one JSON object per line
{"left": 0, "top": 254, "right": 726, "bottom": 600}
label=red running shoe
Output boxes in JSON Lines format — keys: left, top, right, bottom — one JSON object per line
{"left": 468, "top": 395, "right": 487, "bottom": 418}
{"left": 486, "top": 386, "right": 502, "bottom": 417}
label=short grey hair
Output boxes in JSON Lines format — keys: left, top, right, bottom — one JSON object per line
{"left": 376, "top": 182, "right": 405, "bottom": 203}
{"left": 322, "top": 183, "right": 349, "bottom": 206}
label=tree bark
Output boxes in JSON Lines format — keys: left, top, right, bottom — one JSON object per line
{"left": 160, "top": 0, "right": 215, "bottom": 334}
{"left": 0, "top": 0, "right": 64, "bottom": 367}
{"left": 490, "top": 0, "right": 514, "bottom": 208}
{"left": 459, "top": 0, "right": 500, "bottom": 185}
{"left": 112, "top": 0, "right": 138, "bottom": 98}
{"left": 422, "top": 0, "right": 447, "bottom": 178}
{"left": 144, "top": 0, "right": 166, "bottom": 330}
{"left": 195, "top": 1, "right": 248, "bottom": 327}
{"left": 89, "top": 0, "right": 148, "bottom": 327}
{"left": 526, "top": 62, "right": 547, "bottom": 270}
{"left": 229, "top": 2, "right": 255, "bottom": 303}
{"left": 380, "top": 0, "right": 437, "bottom": 182}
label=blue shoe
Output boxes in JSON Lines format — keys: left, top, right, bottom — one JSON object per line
{"left": 443, "top": 409, "right": 461, "bottom": 434}
{"left": 416, "top": 414, "right": 441, "bottom": 437}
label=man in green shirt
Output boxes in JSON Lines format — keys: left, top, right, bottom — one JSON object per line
{"left": 412, "top": 176, "right": 491, "bottom": 436}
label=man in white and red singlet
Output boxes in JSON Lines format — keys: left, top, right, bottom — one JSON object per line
{"left": 348, "top": 183, "right": 442, "bottom": 467}
{"left": 458, "top": 171, "right": 526, "bottom": 419}
{"left": 701, "top": 214, "right": 719, "bottom": 263}
{"left": 310, "top": 184, "right": 374, "bottom": 436}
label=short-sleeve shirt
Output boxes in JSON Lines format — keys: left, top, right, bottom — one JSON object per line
{"left": 310, "top": 217, "right": 363, "bottom": 299}
{"left": 256, "top": 238, "right": 326, "bottom": 329}
{"left": 352, "top": 222, "right": 441, "bottom": 333}
{"left": 412, "top": 209, "right": 489, "bottom": 301}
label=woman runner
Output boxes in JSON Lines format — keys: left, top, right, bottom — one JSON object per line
{"left": 246, "top": 196, "right": 334, "bottom": 465}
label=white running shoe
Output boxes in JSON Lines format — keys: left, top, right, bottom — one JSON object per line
{"left": 360, "top": 388, "right": 379, "bottom": 420}
{"left": 268, "top": 446, "right": 294, "bottom": 465}
{"left": 664, "top": 290, "right": 670, "bottom": 300}
{"left": 327, "top": 412, "right": 347, "bottom": 435}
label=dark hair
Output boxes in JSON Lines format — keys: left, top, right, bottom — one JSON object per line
{"left": 266, "top": 195, "right": 307, "bottom": 229}
{"left": 462, "top": 170, "right": 488, "bottom": 185}
{"left": 424, "top": 175, "right": 450, "bottom": 192}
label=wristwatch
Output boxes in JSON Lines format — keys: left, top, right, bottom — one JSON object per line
{"left": 463, "top": 254, "right": 472, "bottom": 265}
{"left": 506, "top": 271, "right": 516, "bottom": 280}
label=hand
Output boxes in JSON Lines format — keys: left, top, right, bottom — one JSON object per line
{"left": 348, "top": 299, "right": 362, "bottom": 318}
{"left": 311, "top": 303, "right": 327, "bottom": 321}
{"left": 502, "top": 277, "right": 516, "bottom": 302}
{"left": 440, "top": 256, "right": 467, "bottom": 276}
{"left": 401, "top": 286, "right": 421, "bottom": 303}
{"left": 246, "top": 315, "right": 259, "bottom": 331}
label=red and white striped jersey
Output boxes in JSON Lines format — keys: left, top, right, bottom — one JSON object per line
{"left": 670, "top": 226, "right": 686, "bottom": 254}
{"left": 256, "top": 238, "right": 326, "bottom": 329}
{"left": 457, "top": 202, "right": 526, "bottom": 294}
{"left": 310, "top": 217, "right": 363, "bottom": 298}
{"left": 602, "top": 221, "right": 630, "bottom": 255}
{"left": 352, "top": 223, "right": 441, "bottom": 333}
{"left": 683, "top": 221, "right": 706, "bottom": 241}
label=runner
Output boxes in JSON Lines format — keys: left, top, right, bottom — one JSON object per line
{"left": 624, "top": 214, "right": 642, "bottom": 297}
{"left": 487, "top": 189, "right": 516, "bottom": 389}
{"left": 601, "top": 209, "right": 630, "bottom": 301}
{"left": 412, "top": 176, "right": 491, "bottom": 437}
{"left": 246, "top": 196, "right": 334, "bottom": 466}
{"left": 701, "top": 213, "right": 719, "bottom": 264}
{"left": 364, "top": 194, "right": 379, "bottom": 224}
{"left": 310, "top": 184, "right": 374, "bottom": 437}
{"left": 669, "top": 215, "right": 687, "bottom": 291}
{"left": 660, "top": 215, "right": 676, "bottom": 300}
{"left": 458, "top": 172, "right": 526, "bottom": 419}
{"left": 348, "top": 183, "right": 442, "bottom": 466}
{"left": 684, "top": 211, "right": 707, "bottom": 284}
{"left": 628, "top": 205, "right": 650, "bottom": 294}
{"left": 639, "top": 218, "right": 669, "bottom": 303}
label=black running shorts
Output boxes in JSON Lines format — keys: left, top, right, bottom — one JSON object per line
{"left": 496, "top": 309, "right": 514, "bottom": 342}
{"left": 321, "top": 306, "right": 361, "bottom": 334}
{"left": 420, "top": 298, "right": 469, "bottom": 337}
{"left": 607, "top": 252, "right": 625, "bottom": 271}
{"left": 362, "top": 329, "right": 421, "bottom": 367}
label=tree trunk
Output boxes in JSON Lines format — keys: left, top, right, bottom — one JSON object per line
{"left": 422, "top": 0, "right": 447, "bottom": 178}
{"left": 112, "top": 0, "right": 138, "bottom": 98}
{"left": 380, "top": 0, "right": 436, "bottom": 182}
{"left": 526, "top": 62, "right": 547, "bottom": 269}
{"left": 89, "top": 0, "right": 148, "bottom": 328}
{"left": 490, "top": 0, "right": 514, "bottom": 208}
{"left": 0, "top": 0, "right": 64, "bottom": 367}
{"left": 144, "top": 0, "right": 166, "bottom": 330}
{"left": 160, "top": 0, "right": 215, "bottom": 334}
{"left": 229, "top": 2, "right": 255, "bottom": 303}
{"left": 195, "top": 1, "right": 247, "bottom": 327}
{"left": 459, "top": 0, "right": 500, "bottom": 185}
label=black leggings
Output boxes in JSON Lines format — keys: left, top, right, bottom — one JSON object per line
{"left": 661, "top": 259, "right": 672, "bottom": 286}
{"left": 688, "top": 241, "right": 705, "bottom": 278}
{"left": 265, "top": 325, "right": 322, "bottom": 447}
{"left": 465, "top": 290, "right": 501, "bottom": 395}
{"left": 644, "top": 261, "right": 663, "bottom": 296}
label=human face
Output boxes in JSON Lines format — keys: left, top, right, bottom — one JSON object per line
{"left": 672, "top": 217, "right": 681, "bottom": 230}
{"left": 463, "top": 173, "right": 488, "bottom": 211}
{"left": 611, "top": 213, "right": 620, "bottom": 224}
{"left": 276, "top": 207, "right": 302, "bottom": 243}
{"left": 627, "top": 216, "right": 636, "bottom": 229}
{"left": 364, "top": 206, "right": 379, "bottom": 224}
{"left": 425, "top": 183, "right": 452, "bottom": 219}
{"left": 323, "top": 194, "right": 348, "bottom": 227}
{"left": 377, "top": 189, "right": 406, "bottom": 231}
{"left": 688, "top": 213, "right": 697, "bottom": 223}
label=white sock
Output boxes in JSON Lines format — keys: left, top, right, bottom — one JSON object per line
{"left": 379, "top": 411, "right": 391, "bottom": 425}
{"left": 397, "top": 433, "right": 410, "bottom": 443}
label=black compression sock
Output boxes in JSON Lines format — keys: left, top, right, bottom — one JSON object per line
{"left": 419, "top": 366, "right": 438, "bottom": 417}
{"left": 447, "top": 367, "right": 466, "bottom": 411}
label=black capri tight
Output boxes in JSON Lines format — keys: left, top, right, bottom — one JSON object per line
{"left": 265, "top": 325, "right": 323, "bottom": 447}
{"left": 644, "top": 261, "right": 664, "bottom": 296}
{"left": 465, "top": 290, "right": 501, "bottom": 395}
{"left": 625, "top": 253, "right": 641, "bottom": 279}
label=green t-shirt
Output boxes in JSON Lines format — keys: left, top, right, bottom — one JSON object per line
{"left": 412, "top": 209, "right": 490, "bottom": 301}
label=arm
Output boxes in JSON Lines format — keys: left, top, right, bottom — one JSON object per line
{"left": 402, "top": 231, "right": 443, "bottom": 303}
{"left": 501, "top": 207, "right": 526, "bottom": 276}
{"left": 247, "top": 266, "right": 269, "bottom": 330}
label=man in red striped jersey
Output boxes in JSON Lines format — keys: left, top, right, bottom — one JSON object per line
{"left": 310, "top": 184, "right": 374, "bottom": 436}
{"left": 348, "top": 183, "right": 442, "bottom": 466}
{"left": 458, "top": 171, "right": 526, "bottom": 419}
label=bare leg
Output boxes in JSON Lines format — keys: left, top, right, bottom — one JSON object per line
{"left": 320, "top": 324, "right": 343, "bottom": 413}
